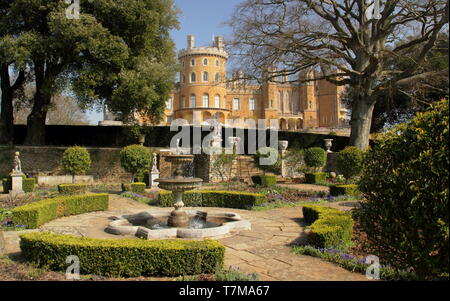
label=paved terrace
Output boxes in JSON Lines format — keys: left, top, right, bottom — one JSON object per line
{"left": 1, "top": 194, "right": 367, "bottom": 281}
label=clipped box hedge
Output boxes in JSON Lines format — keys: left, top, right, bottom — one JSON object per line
{"left": 159, "top": 190, "right": 266, "bottom": 209}
{"left": 302, "top": 205, "right": 353, "bottom": 251}
{"left": 12, "top": 193, "right": 109, "bottom": 229}
{"left": 329, "top": 184, "right": 360, "bottom": 197}
{"left": 122, "top": 182, "right": 146, "bottom": 194}
{"left": 58, "top": 184, "right": 87, "bottom": 195}
{"left": 304, "top": 172, "right": 328, "bottom": 184}
{"left": 2, "top": 176, "right": 36, "bottom": 193}
{"left": 251, "top": 174, "right": 277, "bottom": 187}
{"left": 20, "top": 232, "right": 225, "bottom": 277}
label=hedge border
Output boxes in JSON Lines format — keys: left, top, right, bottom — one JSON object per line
{"left": 20, "top": 232, "right": 225, "bottom": 277}
{"left": 329, "top": 184, "right": 360, "bottom": 197}
{"left": 304, "top": 172, "right": 328, "bottom": 184}
{"left": 2, "top": 176, "right": 36, "bottom": 193}
{"left": 159, "top": 190, "right": 267, "bottom": 209}
{"left": 302, "top": 205, "right": 353, "bottom": 251}
{"left": 122, "top": 182, "right": 146, "bottom": 194}
{"left": 251, "top": 175, "right": 277, "bottom": 187}
{"left": 58, "top": 184, "right": 87, "bottom": 195}
{"left": 12, "top": 193, "right": 109, "bottom": 229}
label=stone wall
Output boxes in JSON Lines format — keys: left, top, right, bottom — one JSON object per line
{"left": 0, "top": 146, "right": 161, "bottom": 184}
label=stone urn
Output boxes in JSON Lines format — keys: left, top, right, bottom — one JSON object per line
{"left": 138, "top": 134, "right": 146, "bottom": 146}
{"left": 278, "top": 140, "right": 289, "bottom": 152}
{"left": 323, "top": 139, "right": 333, "bottom": 153}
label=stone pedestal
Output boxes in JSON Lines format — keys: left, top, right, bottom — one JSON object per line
{"left": 149, "top": 172, "right": 160, "bottom": 188}
{"left": 11, "top": 171, "right": 25, "bottom": 193}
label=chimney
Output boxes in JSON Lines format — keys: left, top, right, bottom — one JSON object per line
{"left": 187, "top": 35, "right": 195, "bottom": 49}
{"left": 215, "top": 36, "right": 224, "bottom": 50}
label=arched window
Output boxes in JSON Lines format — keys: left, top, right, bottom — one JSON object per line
{"left": 233, "top": 98, "right": 240, "bottom": 110}
{"left": 191, "top": 59, "right": 195, "bottom": 66}
{"left": 249, "top": 98, "right": 256, "bottom": 111}
{"left": 166, "top": 96, "right": 173, "bottom": 110}
{"left": 215, "top": 59, "right": 219, "bottom": 67}
{"left": 203, "top": 94, "right": 209, "bottom": 107}
{"left": 181, "top": 96, "right": 186, "bottom": 108}
{"left": 308, "top": 100, "right": 313, "bottom": 109}
{"left": 215, "top": 73, "right": 219, "bottom": 82}
{"left": 191, "top": 72, "right": 196, "bottom": 83}
{"left": 190, "top": 94, "right": 196, "bottom": 108}
{"left": 203, "top": 58, "right": 208, "bottom": 66}
{"left": 203, "top": 71, "right": 209, "bottom": 82}
{"left": 214, "top": 95, "right": 220, "bottom": 108}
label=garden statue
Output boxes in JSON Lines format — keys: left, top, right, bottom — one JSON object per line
{"left": 149, "top": 153, "right": 160, "bottom": 188}
{"left": 151, "top": 153, "right": 159, "bottom": 173}
{"left": 13, "top": 152, "right": 22, "bottom": 172}
{"left": 11, "top": 151, "right": 25, "bottom": 194}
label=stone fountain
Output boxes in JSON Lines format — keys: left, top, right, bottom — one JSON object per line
{"left": 106, "top": 151, "right": 251, "bottom": 239}
{"left": 154, "top": 154, "right": 203, "bottom": 228}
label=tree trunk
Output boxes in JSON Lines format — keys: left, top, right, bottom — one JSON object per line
{"left": 24, "top": 60, "right": 52, "bottom": 146}
{"left": 0, "top": 64, "right": 14, "bottom": 145}
{"left": 349, "top": 97, "right": 375, "bottom": 150}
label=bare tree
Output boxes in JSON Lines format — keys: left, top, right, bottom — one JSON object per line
{"left": 14, "top": 94, "right": 89, "bottom": 125}
{"left": 227, "top": 0, "right": 449, "bottom": 149}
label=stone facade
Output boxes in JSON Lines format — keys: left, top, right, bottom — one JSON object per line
{"left": 138, "top": 35, "right": 349, "bottom": 130}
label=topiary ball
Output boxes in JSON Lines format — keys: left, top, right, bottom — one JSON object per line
{"left": 336, "top": 146, "right": 365, "bottom": 180}
{"left": 304, "top": 147, "right": 327, "bottom": 170}
{"left": 62, "top": 146, "right": 92, "bottom": 176}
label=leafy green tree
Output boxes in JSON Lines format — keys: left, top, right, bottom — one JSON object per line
{"left": 62, "top": 146, "right": 92, "bottom": 183}
{"left": 120, "top": 145, "right": 151, "bottom": 182}
{"left": 0, "top": 0, "right": 179, "bottom": 145}
{"left": 354, "top": 99, "right": 449, "bottom": 279}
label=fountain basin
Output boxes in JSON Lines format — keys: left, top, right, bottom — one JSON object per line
{"left": 105, "top": 210, "right": 251, "bottom": 239}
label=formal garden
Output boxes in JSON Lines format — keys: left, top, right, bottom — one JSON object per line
{"left": 0, "top": 99, "right": 447, "bottom": 281}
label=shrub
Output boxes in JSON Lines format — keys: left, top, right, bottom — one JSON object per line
{"left": 62, "top": 147, "right": 91, "bottom": 182}
{"left": 336, "top": 146, "right": 365, "bottom": 180}
{"left": 304, "top": 172, "right": 327, "bottom": 184}
{"left": 20, "top": 232, "right": 224, "bottom": 277}
{"left": 159, "top": 190, "right": 266, "bottom": 209}
{"left": 251, "top": 175, "right": 276, "bottom": 187}
{"left": 304, "top": 147, "right": 327, "bottom": 172}
{"left": 354, "top": 99, "right": 449, "bottom": 280}
{"left": 303, "top": 205, "right": 353, "bottom": 251}
{"left": 120, "top": 145, "right": 151, "bottom": 182}
{"left": 58, "top": 184, "right": 87, "bottom": 195}
{"left": 122, "top": 182, "right": 146, "bottom": 194}
{"left": 12, "top": 194, "right": 109, "bottom": 229}
{"left": 2, "top": 176, "right": 35, "bottom": 194}
{"left": 254, "top": 147, "right": 281, "bottom": 174}
{"left": 329, "top": 184, "right": 360, "bottom": 197}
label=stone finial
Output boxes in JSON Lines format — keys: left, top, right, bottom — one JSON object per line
{"left": 187, "top": 35, "right": 195, "bottom": 49}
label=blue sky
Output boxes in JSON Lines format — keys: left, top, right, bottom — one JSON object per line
{"left": 88, "top": 0, "right": 243, "bottom": 124}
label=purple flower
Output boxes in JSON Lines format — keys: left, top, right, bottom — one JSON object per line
{"left": 327, "top": 195, "right": 335, "bottom": 201}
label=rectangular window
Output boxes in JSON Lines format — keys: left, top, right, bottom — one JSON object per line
{"left": 203, "top": 94, "right": 209, "bottom": 107}
{"left": 190, "top": 95, "right": 196, "bottom": 108}
{"left": 233, "top": 98, "right": 240, "bottom": 110}
{"left": 249, "top": 98, "right": 256, "bottom": 111}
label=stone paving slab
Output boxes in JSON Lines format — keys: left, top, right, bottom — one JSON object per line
{"left": 1, "top": 194, "right": 369, "bottom": 281}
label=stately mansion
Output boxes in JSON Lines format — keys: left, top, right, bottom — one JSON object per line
{"left": 105, "top": 35, "right": 349, "bottom": 130}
